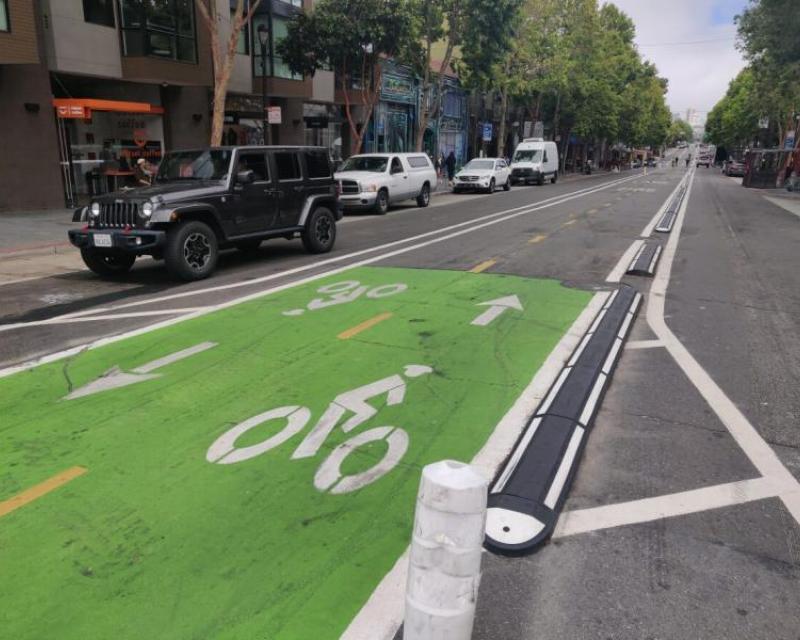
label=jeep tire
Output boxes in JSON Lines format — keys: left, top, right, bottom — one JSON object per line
{"left": 302, "top": 206, "right": 336, "bottom": 254}
{"left": 165, "top": 220, "right": 219, "bottom": 281}
{"left": 80, "top": 248, "right": 136, "bottom": 278}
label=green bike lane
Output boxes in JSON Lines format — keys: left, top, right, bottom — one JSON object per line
{"left": 0, "top": 265, "right": 590, "bottom": 640}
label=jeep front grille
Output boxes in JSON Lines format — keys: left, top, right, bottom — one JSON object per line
{"left": 100, "top": 202, "right": 139, "bottom": 227}
{"left": 340, "top": 180, "right": 360, "bottom": 195}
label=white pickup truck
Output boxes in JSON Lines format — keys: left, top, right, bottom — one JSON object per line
{"left": 335, "top": 153, "right": 437, "bottom": 214}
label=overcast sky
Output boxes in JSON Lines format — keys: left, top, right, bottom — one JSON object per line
{"left": 609, "top": 0, "right": 749, "bottom": 118}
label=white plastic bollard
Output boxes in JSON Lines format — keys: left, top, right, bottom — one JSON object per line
{"left": 404, "top": 460, "right": 489, "bottom": 640}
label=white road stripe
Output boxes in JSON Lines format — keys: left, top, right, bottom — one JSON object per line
{"left": 646, "top": 169, "right": 800, "bottom": 524}
{"left": 37, "top": 308, "right": 212, "bottom": 323}
{"left": 491, "top": 417, "right": 543, "bottom": 493}
{"left": 625, "top": 339, "right": 665, "bottom": 350}
{"left": 606, "top": 239, "right": 644, "bottom": 283}
{"left": 553, "top": 477, "right": 781, "bottom": 538}
{"left": 340, "top": 292, "right": 610, "bottom": 640}
{"left": 578, "top": 373, "right": 607, "bottom": 426}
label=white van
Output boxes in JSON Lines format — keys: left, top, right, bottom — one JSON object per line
{"left": 510, "top": 138, "right": 559, "bottom": 185}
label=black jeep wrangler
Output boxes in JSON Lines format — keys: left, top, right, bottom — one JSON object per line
{"left": 69, "top": 146, "right": 341, "bottom": 281}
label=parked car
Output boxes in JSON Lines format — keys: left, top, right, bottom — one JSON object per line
{"left": 452, "top": 158, "right": 511, "bottom": 193}
{"left": 68, "top": 146, "right": 341, "bottom": 281}
{"left": 510, "top": 138, "right": 559, "bottom": 185}
{"left": 646, "top": 158, "right": 657, "bottom": 168}
{"left": 723, "top": 158, "right": 746, "bottom": 177}
{"left": 334, "top": 153, "right": 436, "bottom": 214}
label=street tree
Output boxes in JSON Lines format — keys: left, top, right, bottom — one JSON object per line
{"left": 667, "top": 119, "right": 694, "bottom": 146}
{"left": 736, "top": 0, "right": 800, "bottom": 148}
{"left": 279, "top": 0, "right": 416, "bottom": 155}
{"left": 197, "top": 0, "right": 262, "bottom": 146}
{"left": 406, "top": 0, "right": 465, "bottom": 152}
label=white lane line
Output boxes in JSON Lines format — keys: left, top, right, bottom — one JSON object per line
{"left": 21, "top": 174, "right": 643, "bottom": 327}
{"left": 606, "top": 239, "right": 644, "bottom": 283}
{"left": 647, "top": 169, "right": 800, "bottom": 524}
{"left": 340, "top": 292, "right": 610, "bottom": 640}
{"left": 625, "top": 339, "right": 665, "bottom": 350}
{"left": 553, "top": 477, "right": 780, "bottom": 539}
{"left": 32, "top": 308, "right": 212, "bottom": 323}
{"left": 491, "top": 417, "right": 543, "bottom": 493}
{"left": 0, "top": 178, "right": 639, "bottom": 378}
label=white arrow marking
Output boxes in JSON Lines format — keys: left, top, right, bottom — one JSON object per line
{"left": 64, "top": 341, "right": 217, "bottom": 400}
{"left": 470, "top": 295, "right": 523, "bottom": 327}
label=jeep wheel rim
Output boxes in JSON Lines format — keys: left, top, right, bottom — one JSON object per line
{"left": 315, "top": 215, "right": 332, "bottom": 245}
{"left": 184, "top": 232, "right": 211, "bottom": 270}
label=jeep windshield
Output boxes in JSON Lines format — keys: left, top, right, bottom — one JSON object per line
{"left": 338, "top": 157, "right": 388, "bottom": 173}
{"left": 513, "top": 149, "right": 543, "bottom": 162}
{"left": 156, "top": 150, "right": 233, "bottom": 182}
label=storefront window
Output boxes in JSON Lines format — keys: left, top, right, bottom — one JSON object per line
{"left": 58, "top": 110, "right": 165, "bottom": 204}
{"left": 232, "top": 0, "right": 250, "bottom": 54}
{"left": 0, "top": 0, "right": 9, "bottom": 32}
{"left": 83, "top": 0, "right": 115, "bottom": 27}
{"left": 253, "top": 14, "right": 301, "bottom": 80}
{"left": 118, "top": 0, "right": 197, "bottom": 63}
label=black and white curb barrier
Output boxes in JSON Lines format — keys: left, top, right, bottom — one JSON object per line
{"left": 484, "top": 287, "right": 641, "bottom": 555}
{"left": 655, "top": 182, "right": 687, "bottom": 233}
{"left": 625, "top": 242, "right": 662, "bottom": 277}
{"left": 404, "top": 461, "right": 488, "bottom": 640}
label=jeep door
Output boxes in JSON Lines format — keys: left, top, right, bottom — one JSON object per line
{"left": 271, "top": 150, "right": 306, "bottom": 228}
{"left": 232, "top": 150, "right": 278, "bottom": 233}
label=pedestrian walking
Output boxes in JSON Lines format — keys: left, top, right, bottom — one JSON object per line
{"left": 445, "top": 151, "right": 456, "bottom": 186}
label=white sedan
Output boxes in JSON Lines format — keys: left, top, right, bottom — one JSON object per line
{"left": 452, "top": 158, "right": 511, "bottom": 193}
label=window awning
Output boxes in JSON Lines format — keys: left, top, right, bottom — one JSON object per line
{"left": 53, "top": 99, "right": 165, "bottom": 119}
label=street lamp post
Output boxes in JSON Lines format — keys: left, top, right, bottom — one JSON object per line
{"left": 258, "top": 23, "right": 270, "bottom": 145}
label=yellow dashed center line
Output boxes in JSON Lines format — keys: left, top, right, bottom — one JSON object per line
{"left": 587, "top": 208, "right": 599, "bottom": 214}
{"left": 562, "top": 219, "right": 577, "bottom": 227}
{"left": 338, "top": 312, "right": 393, "bottom": 340}
{"left": 528, "top": 234, "right": 547, "bottom": 244}
{"left": 0, "top": 466, "right": 87, "bottom": 518}
{"left": 469, "top": 259, "right": 497, "bottom": 273}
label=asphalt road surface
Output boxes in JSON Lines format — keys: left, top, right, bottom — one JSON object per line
{"left": 1, "top": 161, "right": 798, "bottom": 640}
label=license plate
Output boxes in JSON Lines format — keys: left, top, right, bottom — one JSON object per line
{"left": 93, "top": 234, "right": 112, "bottom": 248}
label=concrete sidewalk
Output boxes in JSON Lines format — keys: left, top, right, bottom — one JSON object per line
{"left": 0, "top": 209, "right": 74, "bottom": 256}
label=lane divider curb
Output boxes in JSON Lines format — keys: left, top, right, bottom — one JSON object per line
{"left": 484, "top": 286, "right": 641, "bottom": 554}
{"left": 625, "top": 242, "right": 662, "bottom": 277}
{"left": 655, "top": 181, "right": 687, "bottom": 233}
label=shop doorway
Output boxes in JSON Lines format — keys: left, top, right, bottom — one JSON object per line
{"left": 53, "top": 99, "right": 165, "bottom": 206}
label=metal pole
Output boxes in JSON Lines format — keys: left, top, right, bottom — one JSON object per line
{"left": 261, "top": 42, "right": 268, "bottom": 145}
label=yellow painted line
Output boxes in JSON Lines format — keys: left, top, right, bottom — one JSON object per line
{"left": 528, "top": 234, "right": 547, "bottom": 244}
{"left": 587, "top": 208, "right": 599, "bottom": 214}
{"left": 469, "top": 259, "right": 497, "bottom": 274}
{"left": 338, "top": 312, "right": 393, "bottom": 340}
{"left": 0, "top": 466, "right": 87, "bottom": 518}
{"left": 562, "top": 219, "right": 577, "bottom": 227}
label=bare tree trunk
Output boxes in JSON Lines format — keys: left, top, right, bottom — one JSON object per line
{"left": 197, "top": 0, "right": 261, "bottom": 146}
{"left": 497, "top": 85, "right": 509, "bottom": 158}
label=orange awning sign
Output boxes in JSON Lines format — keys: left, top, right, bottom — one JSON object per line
{"left": 53, "top": 98, "right": 165, "bottom": 118}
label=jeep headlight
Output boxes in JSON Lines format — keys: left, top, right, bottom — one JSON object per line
{"left": 90, "top": 202, "right": 101, "bottom": 218}
{"left": 142, "top": 202, "right": 154, "bottom": 217}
